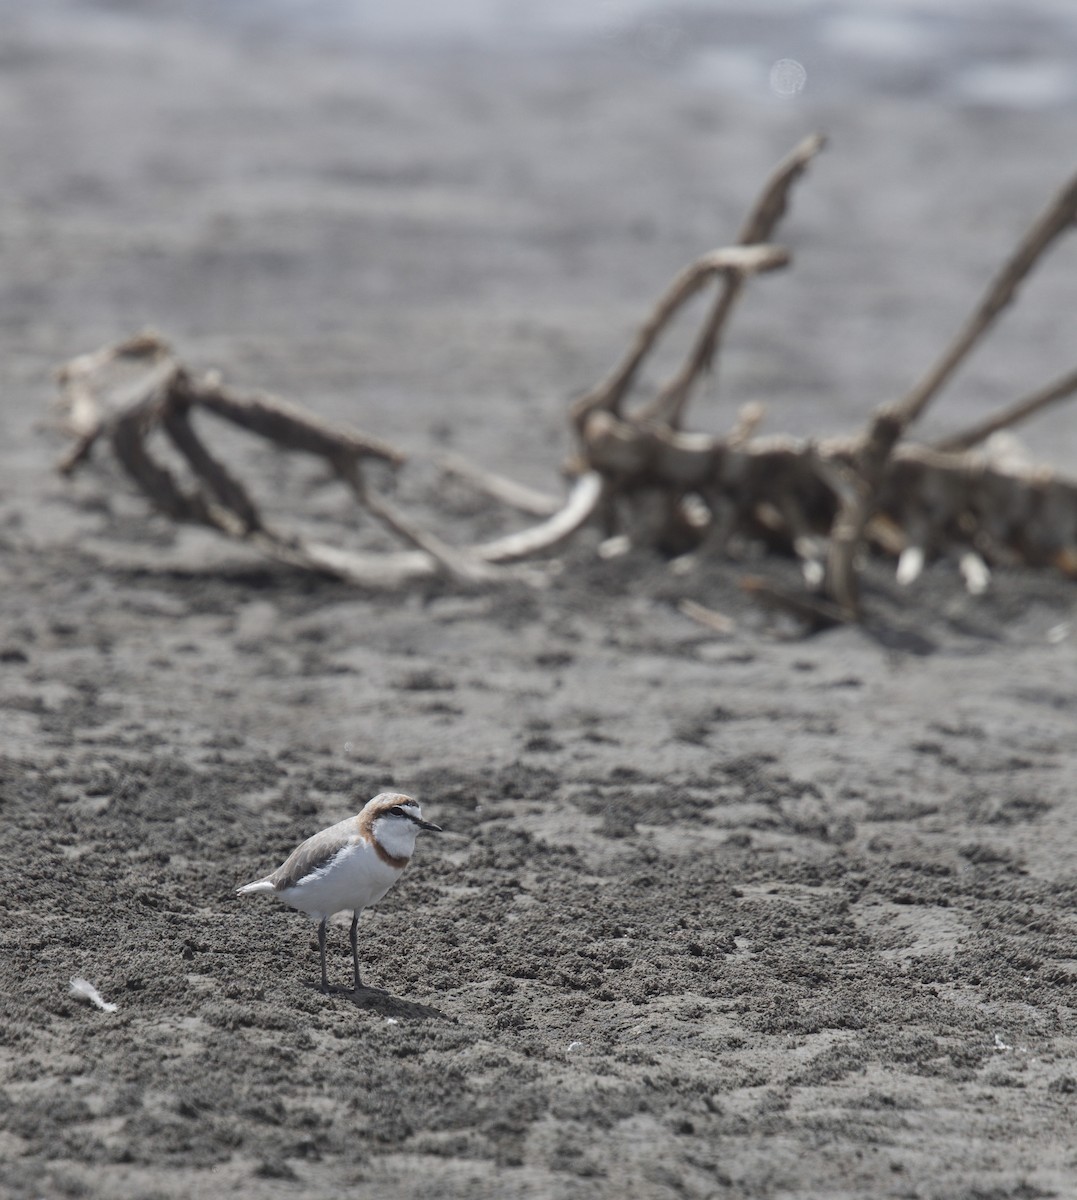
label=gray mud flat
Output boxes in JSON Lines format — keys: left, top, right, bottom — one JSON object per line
{"left": 2, "top": 8, "right": 1077, "bottom": 1199}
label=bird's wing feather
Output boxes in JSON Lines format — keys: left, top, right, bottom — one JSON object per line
{"left": 267, "top": 817, "right": 359, "bottom": 892}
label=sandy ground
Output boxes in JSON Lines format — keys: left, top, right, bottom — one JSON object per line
{"left": 2, "top": 6, "right": 1077, "bottom": 1198}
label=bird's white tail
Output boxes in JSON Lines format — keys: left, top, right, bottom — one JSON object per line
{"left": 236, "top": 879, "right": 275, "bottom": 897}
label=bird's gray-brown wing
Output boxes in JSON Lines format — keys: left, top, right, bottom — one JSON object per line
{"left": 267, "top": 817, "right": 358, "bottom": 891}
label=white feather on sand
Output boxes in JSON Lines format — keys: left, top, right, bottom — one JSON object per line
{"left": 69, "top": 977, "right": 118, "bottom": 1013}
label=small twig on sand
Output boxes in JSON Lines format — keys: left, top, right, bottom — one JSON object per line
{"left": 740, "top": 576, "right": 846, "bottom": 632}
{"left": 678, "top": 598, "right": 736, "bottom": 635}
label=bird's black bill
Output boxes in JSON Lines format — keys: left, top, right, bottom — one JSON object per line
{"left": 390, "top": 804, "right": 443, "bottom": 832}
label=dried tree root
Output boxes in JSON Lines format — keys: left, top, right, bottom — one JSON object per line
{"left": 55, "top": 339, "right": 602, "bottom": 588}
{"left": 566, "top": 136, "right": 824, "bottom": 562}
{"left": 934, "top": 367, "right": 1077, "bottom": 454}
{"left": 570, "top": 242, "right": 792, "bottom": 433}
{"left": 638, "top": 132, "right": 826, "bottom": 429}
{"left": 437, "top": 452, "right": 562, "bottom": 517}
{"left": 474, "top": 472, "right": 604, "bottom": 563}
{"left": 824, "top": 167, "right": 1077, "bottom": 617}
{"left": 56, "top": 331, "right": 174, "bottom": 474}
{"left": 52, "top": 139, "right": 1077, "bottom": 624}
{"left": 567, "top": 141, "right": 1077, "bottom": 622}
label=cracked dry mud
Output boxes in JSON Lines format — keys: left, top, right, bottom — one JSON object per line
{"left": 2, "top": 7, "right": 1077, "bottom": 1199}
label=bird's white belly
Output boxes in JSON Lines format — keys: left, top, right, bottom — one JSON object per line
{"left": 279, "top": 839, "right": 401, "bottom": 918}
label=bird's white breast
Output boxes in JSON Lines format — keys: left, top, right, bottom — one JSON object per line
{"left": 277, "top": 835, "right": 403, "bottom": 918}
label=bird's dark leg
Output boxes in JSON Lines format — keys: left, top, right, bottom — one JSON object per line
{"left": 350, "top": 910, "right": 363, "bottom": 992}
{"left": 318, "top": 917, "right": 329, "bottom": 993}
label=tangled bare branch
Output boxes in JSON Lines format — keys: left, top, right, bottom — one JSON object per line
{"left": 53, "top": 136, "right": 1077, "bottom": 629}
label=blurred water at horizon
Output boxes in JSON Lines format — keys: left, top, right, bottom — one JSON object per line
{"left": 10, "top": 0, "right": 1077, "bottom": 110}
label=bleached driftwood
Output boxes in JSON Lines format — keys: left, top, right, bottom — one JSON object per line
{"left": 822, "top": 167, "right": 1077, "bottom": 617}
{"left": 53, "top": 136, "right": 1077, "bottom": 626}
{"left": 55, "top": 333, "right": 602, "bottom": 588}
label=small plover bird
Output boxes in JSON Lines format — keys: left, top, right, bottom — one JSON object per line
{"left": 237, "top": 792, "right": 442, "bottom": 993}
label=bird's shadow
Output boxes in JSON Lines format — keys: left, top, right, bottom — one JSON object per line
{"left": 304, "top": 981, "right": 449, "bottom": 1020}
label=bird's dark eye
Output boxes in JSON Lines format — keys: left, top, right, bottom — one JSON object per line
{"left": 390, "top": 806, "right": 407, "bottom": 817}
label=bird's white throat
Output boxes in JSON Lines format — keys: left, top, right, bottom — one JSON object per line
{"left": 372, "top": 816, "right": 419, "bottom": 862}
